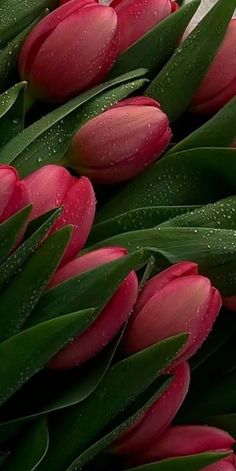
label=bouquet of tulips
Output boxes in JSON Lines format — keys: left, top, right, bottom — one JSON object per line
{"left": 1, "top": 0, "right": 236, "bottom": 469}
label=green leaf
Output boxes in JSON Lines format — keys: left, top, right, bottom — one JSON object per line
{"left": 97, "top": 148, "right": 236, "bottom": 222}
{"left": 0, "top": 208, "right": 61, "bottom": 289}
{"left": 145, "top": 0, "right": 236, "bottom": 121}
{"left": 26, "top": 249, "right": 148, "bottom": 327}
{"left": 0, "top": 308, "right": 96, "bottom": 407}
{"left": 0, "top": 82, "right": 26, "bottom": 147}
{"left": 126, "top": 452, "right": 230, "bottom": 471}
{"left": 0, "top": 0, "right": 57, "bottom": 47}
{"left": 160, "top": 196, "right": 236, "bottom": 230}
{"left": 109, "top": 0, "right": 200, "bottom": 78}
{"left": 0, "top": 205, "right": 31, "bottom": 264}
{"left": 89, "top": 206, "right": 199, "bottom": 245}
{"left": 2, "top": 417, "right": 49, "bottom": 471}
{"left": 0, "top": 69, "right": 148, "bottom": 177}
{"left": 0, "top": 11, "right": 48, "bottom": 93}
{"left": 37, "top": 335, "right": 187, "bottom": 471}
{"left": 169, "top": 96, "right": 236, "bottom": 154}
{"left": 206, "top": 259, "right": 236, "bottom": 296}
{"left": 67, "top": 377, "right": 171, "bottom": 471}
{"left": 0, "top": 226, "right": 71, "bottom": 342}
{"left": 0, "top": 331, "right": 123, "bottom": 448}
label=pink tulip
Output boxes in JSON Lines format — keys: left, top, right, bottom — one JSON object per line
{"left": 132, "top": 425, "right": 235, "bottom": 465}
{"left": 123, "top": 262, "right": 221, "bottom": 364}
{"left": 191, "top": 19, "right": 236, "bottom": 115}
{"left": 0, "top": 165, "right": 30, "bottom": 223}
{"left": 113, "top": 362, "right": 190, "bottom": 456}
{"left": 203, "top": 461, "right": 236, "bottom": 471}
{"left": 19, "top": 0, "right": 118, "bottom": 102}
{"left": 67, "top": 97, "right": 172, "bottom": 184}
{"left": 24, "top": 165, "right": 96, "bottom": 264}
{"left": 111, "top": 0, "right": 179, "bottom": 54}
{"left": 48, "top": 247, "right": 138, "bottom": 369}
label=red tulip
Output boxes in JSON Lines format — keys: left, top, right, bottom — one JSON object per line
{"left": 48, "top": 247, "right": 138, "bottom": 369}
{"left": 0, "top": 165, "right": 30, "bottom": 223}
{"left": 123, "top": 262, "right": 221, "bottom": 364}
{"left": 113, "top": 362, "right": 190, "bottom": 456}
{"left": 191, "top": 19, "right": 236, "bottom": 115}
{"left": 203, "top": 461, "right": 236, "bottom": 471}
{"left": 111, "top": 0, "right": 179, "bottom": 54}
{"left": 19, "top": 0, "right": 118, "bottom": 102}
{"left": 24, "top": 165, "right": 96, "bottom": 263}
{"left": 67, "top": 97, "right": 172, "bottom": 184}
{"left": 132, "top": 425, "right": 235, "bottom": 465}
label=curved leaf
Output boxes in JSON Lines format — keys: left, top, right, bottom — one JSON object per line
{"left": 126, "top": 452, "right": 230, "bottom": 471}
{"left": 0, "top": 82, "right": 26, "bottom": 147}
{"left": 97, "top": 148, "right": 236, "bottom": 222}
{"left": 0, "top": 205, "right": 31, "bottom": 264}
{"left": 2, "top": 417, "right": 49, "bottom": 471}
{"left": 145, "top": 0, "right": 236, "bottom": 121}
{"left": 0, "top": 308, "right": 96, "bottom": 407}
{"left": 37, "top": 334, "right": 187, "bottom": 471}
{"left": 0, "top": 69, "right": 148, "bottom": 177}
{"left": 0, "top": 226, "right": 71, "bottom": 342}
{"left": 110, "top": 0, "right": 200, "bottom": 78}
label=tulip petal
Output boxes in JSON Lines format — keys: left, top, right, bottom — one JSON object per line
{"left": 48, "top": 271, "right": 138, "bottom": 369}
{"left": 113, "top": 362, "right": 190, "bottom": 455}
{"left": 203, "top": 461, "right": 235, "bottom": 471}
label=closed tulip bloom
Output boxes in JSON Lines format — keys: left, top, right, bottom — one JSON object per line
{"left": 24, "top": 165, "right": 96, "bottom": 263}
{"left": 191, "top": 20, "right": 236, "bottom": 115}
{"left": 123, "top": 262, "right": 221, "bottom": 363}
{"left": 48, "top": 247, "right": 138, "bottom": 369}
{"left": 111, "top": 0, "right": 179, "bottom": 54}
{"left": 67, "top": 97, "right": 172, "bottom": 184}
{"left": 132, "top": 425, "right": 235, "bottom": 465}
{"left": 0, "top": 165, "right": 30, "bottom": 223}
{"left": 113, "top": 362, "right": 190, "bottom": 456}
{"left": 19, "top": 0, "right": 118, "bottom": 102}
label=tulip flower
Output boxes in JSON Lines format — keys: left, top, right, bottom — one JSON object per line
{"left": 48, "top": 247, "right": 138, "bottom": 369}
{"left": 123, "top": 262, "right": 221, "bottom": 364}
{"left": 204, "top": 461, "right": 236, "bottom": 471}
{"left": 19, "top": 0, "right": 119, "bottom": 102}
{"left": 24, "top": 165, "right": 96, "bottom": 263}
{"left": 0, "top": 165, "right": 30, "bottom": 223}
{"left": 111, "top": 0, "right": 179, "bottom": 54}
{"left": 131, "top": 425, "right": 235, "bottom": 465}
{"left": 113, "top": 362, "right": 190, "bottom": 456}
{"left": 191, "top": 19, "right": 236, "bottom": 115}
{"left": 67, "top": 97, "right": 172, "bottom": 184}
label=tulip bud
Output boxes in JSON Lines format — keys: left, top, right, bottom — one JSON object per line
{"left": 67, "top": 97, "right": 172, "bottom": 184}
{"left": 0, "top": 165, "right": 30, "bottom": 223}
{"left": 48, "top": 247, "right": 138, "bottom": 369}
{"left": 19, "top": 0, "right": 118, "bottom": 102}
{"left": 191, "top": 19, "right": 236, "bottom": 115}
{"left": 113, "top": 362, "right": 190, "bottom": 456}
{"left": 132, "top": 425, "right": 235, "bottom": 465}
{"left": 111, "top": 0, "right": 179, "bottom": 54}
{"left": 24, "top": 165, "right": 96, "bottom": 263}
{"left": 123, "top": 262, "right": 221, "bottom": 364}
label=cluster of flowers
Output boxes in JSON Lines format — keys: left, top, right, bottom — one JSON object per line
{"left": 2, "top": 162, "right": 236, "bottom": 470}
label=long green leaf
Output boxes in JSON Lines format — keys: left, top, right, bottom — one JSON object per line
{"left": 0, "top": 12, "right": 48, "bottom": 93}
{"left": 109, "top": 0, "right": 200, "bottom": 78}
{"left": 169, "top": 96, "right": 236, "bottom": 154}
{"left": 145, "top": 0, "right": 236, "bottom": 121}
{"left": 0, "top": 308, "right": 95, "bottom": 406}
{"left": 0, "top": 226, "right": 71, "bottom": 342}
{"left": 37, "top": 335, "right": 187, "bottom": 471}
{"left": 0, "top": 205, "right": 31, "bottom": 263}
{"left": 0, "top": 70, "right": 148, "bottom": 177}
{"left": 0, "top": 208, "right": 61, "bottom": 288}
{"left": 0, "top": 0, "right": 57, "bottom": 47}
{"left": 0, "top": 82, "right": 26, "bottom": 147}
{"left": 26, "top": 250, "right": 148, "bottom": 327}
{"left": 89, "top": 206, "right": 198, "bottom": 245}
{"left": 2, "top": 418, "right": 49, "bottom": 471}
{"left": 97, "top": 148, "right": 236, "bottom": 222}
{"left": 126, "top": 452, "right": 230, "bottom": 471}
